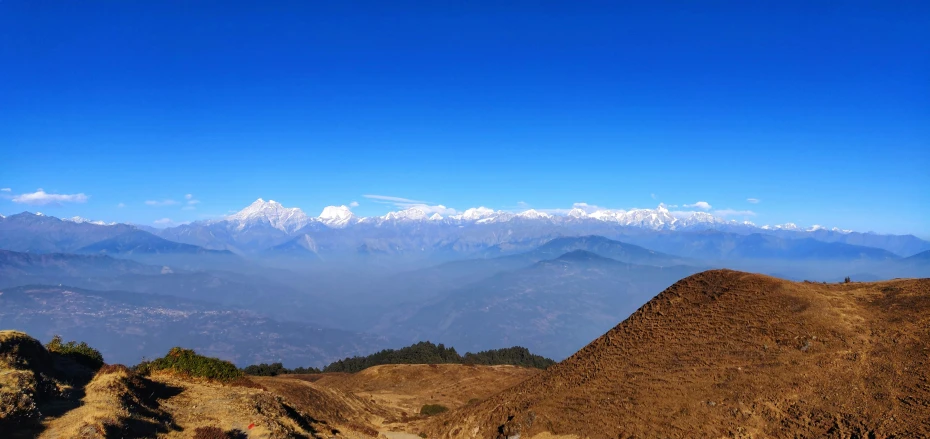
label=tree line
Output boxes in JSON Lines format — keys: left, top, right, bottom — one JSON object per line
{"left": 243, "top": 341, "right": 555, "bottom": 376}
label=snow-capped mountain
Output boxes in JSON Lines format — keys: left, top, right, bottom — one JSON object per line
{"left": 318, "top": 205, "right": 357, "bottom": 228}
{"left": 224, "top": 198, "right": 313, "bottom": 233}
{"left": 64, "top": 216, "right": 116, "bottom": 226}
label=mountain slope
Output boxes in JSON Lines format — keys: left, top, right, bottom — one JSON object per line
{"left": 0, "top": 285, "right": 388, "bottom": 367}
{"left": 0, "top": 212, "right": 138, "bottom": 253}
{"left": 426, "top": 270, "right": 930, "bottom": 438}
{"left": 76, "top": 230, "right": 233, "bottom": 255}
{"left": 391, "top": 250, "right": 700, "bottom": 360}
{"left": 396, "top": 236, "right": 694, "bottom": 301}
{"left": 0, "top": 249, "right": 161, "bottom": 281}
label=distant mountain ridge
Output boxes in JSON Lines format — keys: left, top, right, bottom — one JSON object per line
{"left": 3, "top": 201, "right": 929, "bottom": 259}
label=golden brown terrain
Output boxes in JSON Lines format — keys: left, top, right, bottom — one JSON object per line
{"left": 4, "top": 270, "right": 928, "bottom": 438}
{"left": 0, "top": 331, "right": 535, "bottom": 438}
{"left": 424, "top": 270, "right": 930, "bottom": 438}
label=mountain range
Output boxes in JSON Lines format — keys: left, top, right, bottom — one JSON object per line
{"left": 3, "top": 199, "right": 928, "bottom": 262}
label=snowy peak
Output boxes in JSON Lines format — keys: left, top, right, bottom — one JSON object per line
{"left": 226, "top": 198, "right": 312, "bottom": 233}
{"left": 516, "top": 209, "right": 552, "bottom": 220}
{"left": 382, "top": 207, "right": 430, "bottom": 222}
{"left": 65, "top": 216, "right": 114, "bottom": 226}
{"left": 455, "top": 207, "right": 497, "bottom": 221}
{"left": 567, "top": 208, "right": 589, "bottom": 219}
{"left": 318, "top": 205, "right": 356, "bottom": 228}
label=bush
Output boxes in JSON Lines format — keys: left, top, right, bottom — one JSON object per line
{"left": 136, "top": 347, "right": 242, "bottom": 382}
{"left": 420, "top": 404, "right": 449, "bottom": 416}
{"left": 322, "top": 341, "right": 555, "bottom": 373}
{"left": 193, "top": 426, "right": 231, "bottom": 439}
{"left": 242, "top": 362, "right": 322, "bottom": 376}
{"left": 45, "top": 335, "right": 104, "bottom": 370}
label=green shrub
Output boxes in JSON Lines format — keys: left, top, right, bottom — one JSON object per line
{"left": 45, "top": 335, "right": 104, "bottom": 370}
{"left": 136, "top": 347, "right": 242, "bottom": 382}
{"left": 420, "top": 404, "right": 449, "bottom": 416}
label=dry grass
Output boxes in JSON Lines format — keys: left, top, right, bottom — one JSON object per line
{"left": 39, "top": 364, "right": 177, "bottom": 438}
{"left": 425, "top": 270, "right": 930, "bottom": 438}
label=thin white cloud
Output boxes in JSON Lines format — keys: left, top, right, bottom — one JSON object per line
{"left": 363, "top": 194, "right": 427, "bottom": 204}
{"left": 145, "top": 199, "right": 178, "bottom": 206}
{"left": 12, "top": 189, "right": 89, "bottom": 206}
{"left": 117, "top": 203, "right": 126, "bottom": 208}
{"left": 1, "top": 188, "right": 10, "bottom": 192}
{"left": 747, "top": 198, "right": 760, "bottom": 204}
{"left": 714, "top": 209, "right": 756, "bottom": 217}
{"left": 516, "top": 201, "right": 530, "bottom": 208}
{"left": 665, "top": 204, "right": 678, "bottom": 208}
{"left": 650, "top": 193, "right": 657, "bottom": 200}
{"left": 185, "top": 194, "right": 193, "bottom": 200}
{"left": 684, "top": 201, "right": 712, "bottom": 210}
{"left": 349, "top": 201, "right": 359, "bottom": 207}
{"left": 363, "top": 194, "right": 455, "bottom": 214}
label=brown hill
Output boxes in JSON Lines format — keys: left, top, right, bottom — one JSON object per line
{"left": 424, "top": 270, "right": 930, "bottom": 438}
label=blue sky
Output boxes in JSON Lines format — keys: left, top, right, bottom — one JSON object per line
{"left": 1, "top": 2, "right": 928, "bottom": 236}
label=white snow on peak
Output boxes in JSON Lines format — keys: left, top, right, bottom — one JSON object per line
{"left": 65, "top": 216, "right": 114, "bottom": 226}
{"left": 774, "top": 223, "right": 800, "bottom": 231}
{"left": 516, "top": 209, "right": 552, "bottom": 219}
{"left": 226, "top": 198, "right": 312, "bottom": 232}
{"left": 456, "top": 207, "right": 497, "bottom": 221}
{"left": 807, "top": 225, "right": 826, "bottom": 232}
{"left": 831, "top": 227, "right": 853, "bottom": 234}
{"left": 382, "top": 207, "right": 430, "bottom": 222}
{"left": 567, "top": 208, "right": 589, "bottom": 219}
{"left": 36, "top": 212, "right": 44, "bottom": 216}
{"left": 318, "top": 205, "right": 356, "bottom": 228}
{"left": 429, "top": 213, "right": 443, "bottom": 221}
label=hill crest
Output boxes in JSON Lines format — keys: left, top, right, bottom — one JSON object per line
{"left": 426, "top": 270, "right": 930, "bottom": 438}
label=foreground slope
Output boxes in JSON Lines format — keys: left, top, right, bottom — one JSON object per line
{"left": 426, "top": 270, "right": 930, "bottom": 438}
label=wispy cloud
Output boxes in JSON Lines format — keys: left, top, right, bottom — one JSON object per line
{"left": 117, "top": 203, "right": 126, "bottom": 208}
{"left": 363, "top": 194, "right": 456, "bottom": 214}
{"left": 747, "top": 198, "right": 760, "bottom": 204}
{"left": 1, "top": 188, "right": 10, "bottom": 192}
{"left": 684, "top": 201, "right": 712, "bottom": 210}
{"left": 145, "top": 199, "right": 178, "bottom": 206}
{"left": 363, "top": 194, "right": 427, "bottom": 204}
{"left": 516, "top": 201, "right": 530, "bottom": 208}
{"left": 650, "top": 193, "right": 657, "bottom": 200}
{"left": 349, "top": 201, "right": 359, "bottom": 207}
{"left": 714, "top": 209, "right": 756, "bottom": 217}
{"left": 12, "top": 189, "right": 89, "bottom": 206}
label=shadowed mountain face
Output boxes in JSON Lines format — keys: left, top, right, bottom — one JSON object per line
{"left": 390, "top": 250, "right": 701, "bottom": 360}
{"left": 0, "top": 285, "right": 387, "bottom": 367}
{"left": 0, "top": 250, "right": 161, "bottom": 279}
{"left": 620, "top": 231, "right": 902, "bottom": 261}
{"left": 426, "top": 271, "right": 930, "bottom": 438}
{"left": 0, "top": 249, "right": 346, "bottom": 329}
{"left": 76, "top": 230, "right": 234, "bottom": 256}
{"left": 0, "top": 213, "right": 138, "bottom": 253}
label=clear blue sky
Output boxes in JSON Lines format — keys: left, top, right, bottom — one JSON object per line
{"left": 1, "top": 1, "right": 928, "bottom": 236}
